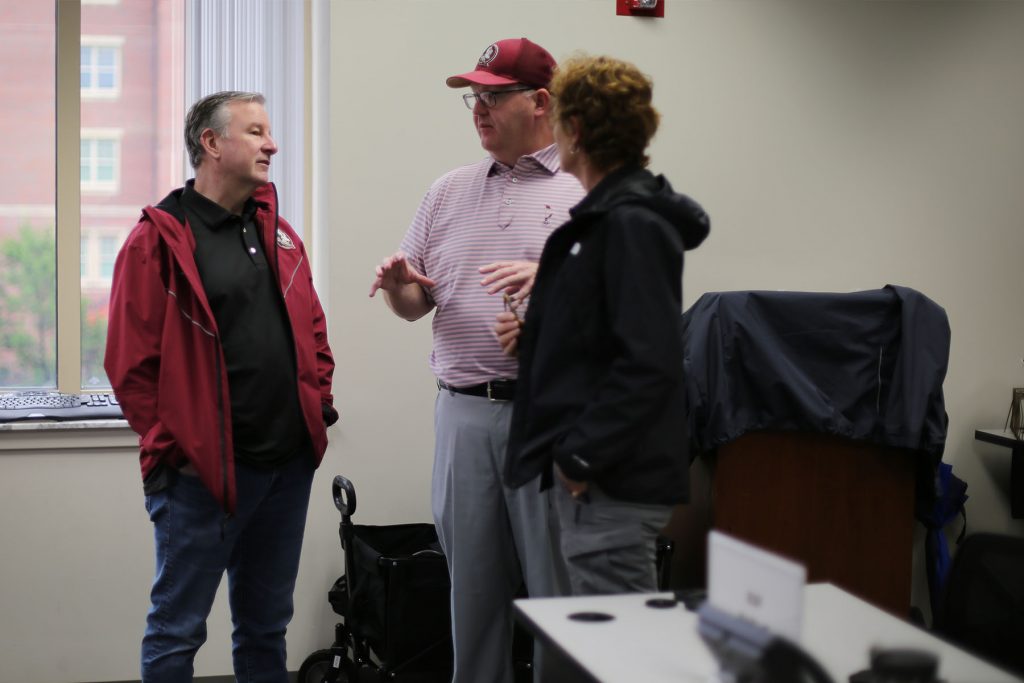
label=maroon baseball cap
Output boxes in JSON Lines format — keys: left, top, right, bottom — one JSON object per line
{"left": 446, "top": 38, "right": 556, "bottom": 90}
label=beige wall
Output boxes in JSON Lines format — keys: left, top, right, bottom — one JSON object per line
{"left": 331, "top": 0, "right": 1024, "bottom": 559}
{"left": 324, "top": 0, "right": 1024, "bottom": 662}
{"left": 1, "top": 1, "right": 1022, "bottom": 681}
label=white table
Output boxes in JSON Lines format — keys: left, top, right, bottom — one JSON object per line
{"left": 514, "top": 583, "right": 1020, "bottom": 683}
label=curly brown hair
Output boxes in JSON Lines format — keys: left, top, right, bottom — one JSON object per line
{"left": 549, "top": 54, "right": 659, "bottom": 173}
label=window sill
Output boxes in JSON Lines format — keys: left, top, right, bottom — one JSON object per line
{"left": 0, "top": 419, "right": 136, "bottom": 452}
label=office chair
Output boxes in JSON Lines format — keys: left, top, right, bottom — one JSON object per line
{"left": 933, "top": 532, "right": 1024, "bottom": 677}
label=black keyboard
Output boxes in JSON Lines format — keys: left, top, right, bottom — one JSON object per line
{"left": 0, "top": 391, "right": 124, "bottom": 422}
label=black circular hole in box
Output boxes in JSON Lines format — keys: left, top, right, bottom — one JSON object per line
{"left": 645, "top": 598, "right": 678, "bottom": 609}
{"left": 568, "top": 611, "right": 615, "bottom": 622}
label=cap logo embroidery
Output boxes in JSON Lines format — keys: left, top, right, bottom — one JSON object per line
{"left": 478, "top": 44, "right": 499, "bottom": 66}
{"left": 276, "top": 229, "right": 296, "bottom": 250}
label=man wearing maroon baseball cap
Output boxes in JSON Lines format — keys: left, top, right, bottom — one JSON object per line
{"left": 445, "top": 37, "right": 556, "bottom": 90}
{"left": 440, "top": 37, "right": 560, "bottom": 171}
{"left": 369, "top": 37, "right": 583, "bottom": 683}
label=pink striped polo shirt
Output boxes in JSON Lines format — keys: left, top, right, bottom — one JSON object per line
{"left": 400, "top": 143, "right": 584, "bottom": 387}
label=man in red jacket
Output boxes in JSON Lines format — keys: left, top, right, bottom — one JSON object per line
{"left": 104, "top": 91, "right": 338, "bottom": 683}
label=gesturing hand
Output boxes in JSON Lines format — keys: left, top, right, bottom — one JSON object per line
{"left": 479, "top": 261, "right": 538, "bottom": 301}
{"left": 369, "top": 251, "right": 436, "bottom": 297}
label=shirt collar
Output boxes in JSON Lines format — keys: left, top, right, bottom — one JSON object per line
{"left": 487, "top": 143, "right": 562, "bottom": 177}
{"left": 182, "top": 179, "right": 258, "bottom": 229}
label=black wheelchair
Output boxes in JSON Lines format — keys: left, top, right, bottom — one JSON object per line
{"left": 297, "top": 475, "right": 453, "bottom": 683}
{"left": 297, "top": 474, "right": 676, "bottom": 683}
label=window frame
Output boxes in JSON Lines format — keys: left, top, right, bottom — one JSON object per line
{"left": 80, "top": 224, "right": 126, "bottom": 287}
{"left": 80, "top": 35, "right": 124, "bottom": 100}
{"left": 55, "top": 1, "right": 82, "bottom": 392}
{"left": 79, "top": 128, "right": 122, "bottom": 193}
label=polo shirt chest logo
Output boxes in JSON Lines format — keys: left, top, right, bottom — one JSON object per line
{"left": 276, "top": 229, "right": 296, "bottom": 250}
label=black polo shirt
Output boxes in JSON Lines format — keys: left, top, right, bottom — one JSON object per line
{"left": 180, "top": 181, "right": 309, "bottom": 467}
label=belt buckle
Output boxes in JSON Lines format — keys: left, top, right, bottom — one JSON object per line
{"left": 487, "top": 381, "right": 494, "bottom": 401}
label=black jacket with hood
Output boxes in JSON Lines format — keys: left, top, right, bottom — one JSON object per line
{"left": 505, "top": 166, "right": 709, "bottom": 504}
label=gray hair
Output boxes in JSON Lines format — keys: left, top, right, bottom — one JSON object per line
{"left": 184, "top": 90, "right": 266, "bottom": 169}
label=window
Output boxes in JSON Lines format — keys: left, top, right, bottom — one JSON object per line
{"left": 80, "top": 227, "right": 124, "bottom": 287}
{"left": 80, "top": 36, "right": 123, "bottom": 99}
{"left": 0, "top": 0, "right": 319, "bottom": 393}
{"left": 99, "top": 235, "right": 117, "bottom": 278}
{"left": 0, "top": 0, "right": 184, "bottom": 390}
{"left": 0, "top": 3, "right": 56, "bottom": 388}
{"left": 80, "top": 130, "right": 122, "bottom": 193}
{"left": 78, "top": 0, "right": 185, "bottom": 389}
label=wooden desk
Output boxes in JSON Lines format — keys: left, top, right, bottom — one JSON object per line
{"left": 975, "top": 429, "right": 1023, "bottom": 519}
{"left": 712, "top": 431, "right": 916, "bottom": 615}
{"left": 515, "top": 584, "right": 1020, "bottom": 683}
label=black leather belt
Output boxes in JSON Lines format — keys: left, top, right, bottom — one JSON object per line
{"left": 437, "top": 379, "right": 517, "bottom": 402}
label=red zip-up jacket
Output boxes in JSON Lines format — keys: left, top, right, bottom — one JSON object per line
{"left": 104, "top": 182, "right": 338, "bottom": 513}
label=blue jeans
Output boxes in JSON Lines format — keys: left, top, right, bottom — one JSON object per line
{"left": 141, "top": 455, "right": 315, "bottom": 683}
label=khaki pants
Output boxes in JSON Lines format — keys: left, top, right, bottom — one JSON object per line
{"left": 552, "top": 481, "right": 672, "bottom": 596}
{"left": 432, "top": 389, "right": 562, "bottom": 683}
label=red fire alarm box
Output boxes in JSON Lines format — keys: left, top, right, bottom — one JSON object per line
{"left": 617, "top": 0, "right": 665, "bottom": 18}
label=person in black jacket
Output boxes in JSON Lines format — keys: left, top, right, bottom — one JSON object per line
{"left": 496, "top": 54, "right": 710, "bottom": 595}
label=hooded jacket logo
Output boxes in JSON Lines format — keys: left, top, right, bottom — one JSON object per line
{"left": 276, "top": 229, "right": 296, "bottom": 250}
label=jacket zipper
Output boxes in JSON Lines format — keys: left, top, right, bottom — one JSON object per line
{"left": 215, "top": 340, "right": 231, "bottom": 537}
{"left": 265, "top": 185, "right": 305, "bottom": 433}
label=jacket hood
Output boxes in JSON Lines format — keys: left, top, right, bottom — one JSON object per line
{"left": 572, "top": 167, "right": 710, "bottom": 251}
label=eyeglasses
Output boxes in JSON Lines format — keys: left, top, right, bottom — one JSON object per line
{"left": 462, "top": 86, "right": 535, "bottom": 110}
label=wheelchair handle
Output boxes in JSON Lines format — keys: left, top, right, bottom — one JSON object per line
{"left": 332, "top": 475, "right": 356, "bottom": 517}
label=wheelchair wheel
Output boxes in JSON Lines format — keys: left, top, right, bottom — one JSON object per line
{"left": 297, "top": 648, "right": 350, "bottom": 683}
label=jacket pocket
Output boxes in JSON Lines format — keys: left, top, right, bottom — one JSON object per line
{"left": 141, "top": 420, "right": 185, "bottom": 467}
{"left": 555, "top": 484, "right": 647, "bottom": 558}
